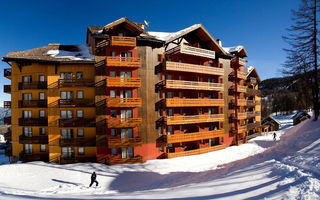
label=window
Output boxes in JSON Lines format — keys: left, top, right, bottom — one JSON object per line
{"left": 39, "top": 75, "right": 45, "bottom": 82}
{"left": 200, "top": 93, "right": 204, "bottom": 99}
{"left": 127, "top": 52, "right": 132, "bottom": 57}
{"left": 158, "top": 126, "right": 162, "bottom": 135}
{"left": 60, "top": 110, "right": 73, "bottom": 119}
{"left": 166, "top": 74, "right": 172, "bottom": 80}
{"left": 167, "top": 126, "right": 173, "bottom": 135}
{"left": 110, "top": 71, "right": 116, "bottom": 77}
{"left": 157, "top": 73, "right": 161, "bottom": 80}
{"left": 209, "top": 108, "right": 214, "bottom": 115}
{"left": 128, "top": 129, "right": 133, "bottom": 138}
{"left": 78, "top": 147, "right": 84, "bottom": 155}
{"left": 220, "top": 63, "right": 223, "bottom": 68}
{"left": 77, "top": 110, "right": 83, "bottom": 118}
{"left": 178, "top": 75, "right": 182, "bottom": 80}
{"left": 39, "top": 92, "right": 45, "bottom": 100}
{"left": 128, "top": 147, "right": 133, "bottom": 158}
{"left": 23, "top": 93, "right": 32, "bottom": 101}
{"left": 111, "top": 148, "right": 117, "bottom": 156}
{"left": 23, "top": 110, "right": 32, "bottom": 119}
{"left": 40, "top": 128, "right": 45, "bottom": 135}
{"left": 24, "top": 144, "right": 33, "bottom": 154}
{"left": 40, "top": 144, "right": 46, "bottom": 152}
{"left": 166, "top": 109, "right": 173, "bottom": 117}
{"left": 180, "top": 125, "right": 183, "bottom": 132}
{"left": 121, "top": 129, "right": 126, "bottom": 139}
{"left": 158, "top": 54, "right": 162, "bottom": 62}
{"left": 60, "top": 72, "right": 72, "bottom": 79}
{"left": 110, "top": 110, "right": 116, "bottom": 118}
{"left": 179, "top": 108, "right": 183, "bottom": 115}
{"left": 166, "top": 91, "right": 173, "bottom": 98}
{"left": 121, "top": 147, "right": 127, "bottom": 158}
{"left": 178, "top": 59, "right": 182, "bottom": 63}
{"left": 110, "top": 129, "right": 116, "bottom": 137}
{"left": 77, "top": 91, "right": 83, "bottom": 99}
{"left": 208, "top": 62, "right": 212, "bottom": 66}
{"left": 60, "top": 91, "right": 73, "bottom": 100}
{"left": 62, "top": 147, "right": 74, "bottom": 158}
{"left": 118, "top": 33, "right": 124, "bottom": 36}
{"left": 61, "top": 129, "right": 73, "bottom": 139}
{"left": 158, "top": 108, "right": 162, "bottom": 117}
{"left": 110, "top": 51, "right": 116, "bottom": 57}
{"left": 110, "top": 90, "right": 116, "bottom": 98}
{"left": 24, "top": 127, "right": 32, "bottom": 137}
{"left": 120, "top": 90, "right": 132, "bottom": 98}
{"left": 179, "top": 92, "right": 183, "bottom": 98}
{"left": 120, "top": 71, "right": 132, "bottom": 78}
{"left": 39, "top": 110, "right": 45, "bottom": 118}
{"left": 158, "top": 91, "right": 161, "bottom": 98}
{"left": 23, "top": 76, "right": 32, "bottom": 83}
{"left": 77, "top": 128, "right": 84, "bottom": 137}
{"left": 76, "top": 72, "right": 83, "bottom": 79}
{"left": 199, "top": 108, "right": 203, "bottom": 114}
{"left": 159, "top": 144, "right": 164, "bottom": 152}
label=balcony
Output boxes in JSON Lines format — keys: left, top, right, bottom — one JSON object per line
{"left": 247, "top": 122, "right": 261, "bottom": 130}
{"left": 237, "top": 125, "right": 247, "bottom": 133}
{"left": 3, "top": 101, "right": 11, "bottom": 108}
{"left": 232, "top": 57, "right": 246, "bottom": 66}
{"left": 234, "top": 99, "right": 246, "bottom": 106}
{"left": 246, "top": 132, "right": 261, "bottom": 140}
{"left": 247, "top": 77, "right": 257, "bottom": 84}
{"left": 4, "top": 85, "right": 11, "bottom": 93}
{"left": 18, "top": 100, "right": 47, "bottom": 108}
{"left": 237, "top": 112, "right": 247, "bottom": 120}
{"left": 59, "top": 156, "right": 96, "bottom": 164}
{"left": 237, "top": 85, "right": 247, "bottom": 93}
{"left": 4, "top": 117, "right": 11, "bottom": 125}
{"left": 164, "top": 61, "right": 224, "bottom": 76}
{"left": 166, "top": 98, "right": 224, "bottom": 107}
{"left": 107, "top": 137, "right": 142, "bottom": 148}
{"left": 166, "top": 44, "right": 215, "bottom": 59}
{"left": 59, "top": 118, "right": 96, "bottom": 127}
{"left": 106, "top": 77, "right": 141, "bottom": 88}
{"left": 246, "top": 88, "right": 261, "bottom": 96}
{"left": 246, "top": 100, "right": 261, "bottom": 107}
{"left": 4, "top": 68, "right": 11, "bottom": 78}
{"left": 107, "top": 98, "right": 142, "bottom": 107}
{"left": 19, "top": 152, "right": 49, "bottom": 162}
{"left": 166, "top": 129, "right": 224, "bottom": 143}
{"left": 108, "top": 155, "right": 143, "bottom": 165}
{"left": 59, "top": 138, "right": 96, "bottom": 147}
{"left": 107, "top": 118, "right": 142, "bottom": 128}
{"left": 19, "top": 135, "right": 48, "bottom": 144}
{"left": 247, "top": 111, "right": 261, "bottom": 118}
{"left": 106, "top": 57, "right": 141, "bottom": 68}
{"left": 111, "top": 36, "right": 136, "bottom": 47}
{"left": 58, "top": 79, "right": 94, "bottom": 88}
{"left": 159, "top": 80, "right": 224, "bottom": 91}
{"left": 167, "top": 144, "right": 225, "bottom": 158}
{"left": 19, "top": 118, "right": 48, "bottom": 126}
{"left": 58, "top": 99, "right": 95, "bottom": 107}
{"left": 237, "top": 70, "right": 247, "bottom": 79}
{"left": 165, "top": 114, "right": 224, "bottom": 125}
{"left": 18, "top": 82, "right": 47, "bottom": 90}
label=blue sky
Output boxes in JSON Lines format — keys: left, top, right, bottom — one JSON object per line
{"left": 0, "top": 0, "right": 300, "bottom": 104}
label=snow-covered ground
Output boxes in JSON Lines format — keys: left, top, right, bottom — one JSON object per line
{"left": 0, "top": 114, "right": 319, "bottom": 199}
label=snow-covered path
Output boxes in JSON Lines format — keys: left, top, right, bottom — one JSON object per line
{"left": 0, "top": 116, "right": 319, "bottom": 199}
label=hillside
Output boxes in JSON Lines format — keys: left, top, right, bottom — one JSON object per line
{"left": 0, "top": 115, "right": 319, "bottom": 199}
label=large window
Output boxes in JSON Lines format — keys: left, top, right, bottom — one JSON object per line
{"left": 24, "top": 127, "right": 32, "bottom": 137}
{"left": 62, "top": 147, "right": 74, "bottom": 158}
{"left": 23, "top": 110, "right": 32, "bottom": 119}
{"left": 40, "top": 144, "right": 46, "bottom": 152}
{"left": 60, "top": 91, "right": 73, "bottom": 100}
{"left": 61, "top": 129, "right": 73, "bottom": 139}
{"left": 60, "top": 110, "right": 72, "bottom": 119}
{"left": 60, "top": 72, "right": 72, "bottom": 80}
{"left": 77, "top": 91, "right": 83, "bottom": 99}
{"left": 24, "top": 144, "right": 33, "bottom": 154}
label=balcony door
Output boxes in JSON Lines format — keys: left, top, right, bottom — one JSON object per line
{"left": 24, "top": 127, "right": 32, "bottom": 137}
{"left": 60, "top": 110, "right": 73, "bottom": 119}
{"left": 62, "top": 147, "right": 74, "bottom": 158}
{"left": 120, "top": 71, "right": 132, "bottom": 81}
{"left": 61, "top": 129, "right": 73, "bottom": 139}
{"left": 23, "top": 76, "right": 32, "bottom": 83}
{"left": 120, "top": 110, "right": 132, "bottom": 121}
{"left": 24, "top": 144, "right": 33, "bottom": 154}
{"left": 23, "top": 110, "right": 32, "bottom": 119}
{"left": 23, "top": 93, "right": 32, "bottom": 101}
{"left": 121, "top": 128, "right": 133, "bottom": 139}
{"left": 60, "top": 91, "right": 73, "bottom": 100}
{"left": 60, "top": 72, "right": 72, "bottom": 80}
{"left": 120, "top": 90, "right": 132, "bottom": 98}
{"left": 121, "top": 147, "right": 134, "bottom": 159}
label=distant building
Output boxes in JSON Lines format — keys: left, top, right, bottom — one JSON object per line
{"left": 262, "top": 116, "right": 280, "bottom": 131}
{"left": 292, "top": 111, "right": 311, "bottom": 125}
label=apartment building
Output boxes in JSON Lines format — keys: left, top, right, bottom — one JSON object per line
{"left": 3, "top": 17, "right": 262, "bottom": 164}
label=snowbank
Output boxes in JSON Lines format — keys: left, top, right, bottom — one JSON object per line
{"left": 47, "top": 45, "right": 93, "bottom": 61}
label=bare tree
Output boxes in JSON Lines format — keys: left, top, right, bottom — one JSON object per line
{"left": 283, "top": 0, "right": 320, "bottom": 120}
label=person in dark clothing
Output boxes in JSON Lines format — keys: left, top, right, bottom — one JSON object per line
{"left": 89, "top": 172, "right": 99, "bottom": 187}
{"left": 273, "top": 132, "right": 277, "bottom": 141}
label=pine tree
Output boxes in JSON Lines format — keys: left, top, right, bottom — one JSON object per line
{"left": 283, "top": 0, "right": 320, "bottom": 120}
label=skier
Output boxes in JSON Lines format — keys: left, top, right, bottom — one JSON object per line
{"left": 273, "top": 132, "right": 277, "bottom": 141}
{"left": 89, "top": 172, "right": 99, "bottom": 187}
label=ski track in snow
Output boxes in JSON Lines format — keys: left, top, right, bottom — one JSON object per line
{"left": 0, "top": 115, "right": 319, "bottom": 199}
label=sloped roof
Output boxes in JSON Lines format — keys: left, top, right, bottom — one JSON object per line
{"left": 262, "top": 115, "right": 281, "bottom": 125}
{"left": 247, "top": 66, "right": 261, "bottom": 83}
{"left": 2, "top": 44, "right": 95, "bottom": 64}
{"left": 291, "top": 111, "right": 311, "bottom": 120}
{"left": 223, "top": 45, "right": 248, "bottom": 57}
{"left": 104, "top": 17, "right": 145, "bottom": 35}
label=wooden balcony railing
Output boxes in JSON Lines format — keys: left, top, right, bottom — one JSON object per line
{"left": 247, "top": 77, "right": 257, "bottom": 84}
{"left": 59, "top": 156, "right": 96, "bottom": 164}
{"left": 18, "top": 82, "right": 47, "bottom": 90}
{"left": 246, "top": 88, "right": 261, "bottom": 96}
{"left": 111, "top": 36, "right": 136, "bottom": 47}
{"left": 106, "top": 56, "right": 141, "bottom": 68}
{"left": 164, "top": 61, "right": 224, "bottom": 76}
{"left": 19, "top": 152, "right": 49, "bottom": 162}
{"left": 4, "top": 85, "right": 11, "bottom": 93}
{"left": 167, "top": 144, "right": 225, "bottom": 158}
{"left": 166, "top": 129, "right": 224, "bottom": 143}
{"left": 106, "top": 77, "right": 141, "bottom": 87}
{"left": 59, "top": 138, "right": 96, "bottom": 147}
{"left": 232, "top": 57, "right": 246, "bottom": 66}
{"left": 59, "top": 118, "right": 96, "bottom": 127}
{"left": 58, "top": 99, "right": 95, "bottom": 107}
{"left": 247, "top": 122, "right": 261, "bottom": 130}
{"left": 19, "top": 135, "right": 48, "bottom": 144}
{"left": 4, "top": 117, "right": 11, "bottom": 125}
{"left": 237, "top": 70, "right": 247, "bottom": 79}
{"left": 246, "top": 100, "right": 261, "bottom": 107}
{"left": 162, "top": 80, "right": 223, "bottom": 91}
{"left": 107, "top": 137, "right": 143, "bottom": 148}
{"left": 3, "top": 101, "right": 11, "bottom": 108}
{"left": 247, "top": 111, "right": 261, "bottom": 118}
{"left": 19, "top": 118, "right": 48, "bottom": 126}
{"left": 4, "top": 68, "right": 11, "bottom": 78}
{"left": 237, "top": 85, "right": 247, "bottom": 93}
{"left": 108, "top": 155, "right": 143, "bottom": 165}
{"left": 107, "top": 118, "right": 142, "bottom": 128}
{"left": 237, "top": 112, "right": 248, "bottom": 119}
{"left": 166, "top": 114, "right": 224, "bottom": 125}
{"left": 107, "top": 98, "right": 142, "bottom": 107}
{"left": 166, "top": 98, "right": 224, "bottom": 107}
{"left": 237, "top": 125, "right": 247, "bottom": 133}
{"left": 246, "top": 132, "right": 261, "bottom": 140}
{"left": 58, "top": 79, "right": 95, "bottom": 88}
{"left": 236, "top": 99, "right": 247, "bottom": 106}
{"left": 166, "top": 44, "right": 215, "bottom": 59}
{"left": 18, "top": 100, "right": 47, "bottom": 108}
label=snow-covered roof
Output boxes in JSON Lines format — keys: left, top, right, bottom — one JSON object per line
{"left": 263, "top": 115, "right": 281, "bottom": 125}
{"left": 291, "top": 111, "right": 310, "bottom": 120}
{"left": 47, "top": 45, "right": 94, "bottom": 61}
{"left": 223, "top": 46, "right": 244, "bottom": 54}
{"left": 246, "top": 66, "right": 261, "bottom": 83}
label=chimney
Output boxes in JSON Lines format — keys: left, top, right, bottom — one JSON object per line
{"left": 216, "top": 39, "right": 222, "bottom": 47}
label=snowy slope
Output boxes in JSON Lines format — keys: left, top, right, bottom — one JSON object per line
{"left": 0, "top": 115, "right": 319, "bottom": 199}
